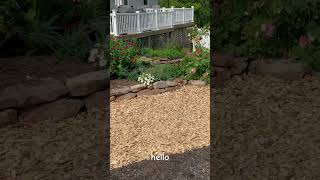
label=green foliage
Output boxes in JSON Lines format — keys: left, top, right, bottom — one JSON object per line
{"left": 109, "top": 37, "right": 142, "bottom": 78}
{"left": 214, "top": 0, "right": 320, "bottom": 70}
{"left": 53, "top": 30, "right": 93, "bottom": 61}
{"left": 141, "top": 48, "right": 185, "bottom": 59}
{"left": 159, "top": 0, "right": 210, "bottom": 27}
{"left": 145, "top": 64, "right": 181, "bottom": 81}
{"left": 178, "top": 46, "right": 209, "bottom": 81}
{"left": 0, "top": 0, "right": 106, "bottom": 58}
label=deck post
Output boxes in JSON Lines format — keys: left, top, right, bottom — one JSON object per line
{"left": 155, "top": 10, "right": 159, "bottom": 30}
{"left": 136, "top": 11, "right": 141, "bottom": 33}
{"left": 182, "top": 7, "right": 185, "bottom": 23}
{"left": 171, "top": 6, "right": 174, "bottom": 27}
{"left": 191, "top": 6, "right": 194, "bottom": 22}
{"left": 112, "top": 10, "right": 118, "bottom": 36}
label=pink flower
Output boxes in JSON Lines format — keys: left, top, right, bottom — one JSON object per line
{"left": 261, "top": 23, "right": 275, "bottom": 38}
{"left": 298, "top": 35, "right": 312, "bottom": 48}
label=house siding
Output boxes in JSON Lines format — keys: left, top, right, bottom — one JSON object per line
{"left": 110, "top": 0, "right": 159, "bottom": 10}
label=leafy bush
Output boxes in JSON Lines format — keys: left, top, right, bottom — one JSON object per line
{"left": 0, "top": 0, "right": 106, "bottom": 58}
{"left": 214, "top": 0, "right": 320, "bottom": 70}
{"left": 109, "top": 37, "right": 142, "bottom": 78}
{"left": 178, "top": 46, "right": 209, "bottom": 81}
{"left": 141, "top": 48, "right": 185, "bottom": 59}
{"left": 145, "top": 64, "right": 181, "bottom": 81}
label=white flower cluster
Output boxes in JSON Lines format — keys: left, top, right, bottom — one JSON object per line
{"left": 137, "top": 73, "right": 156, "bottom": 86}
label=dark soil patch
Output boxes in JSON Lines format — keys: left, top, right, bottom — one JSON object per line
{"left": 212, "top": 75, "right": 320, "bottom": 179}
{"left": 0, "top": 55, "right": 99, "bottom": 89}
{"left": 110, "top": 79, "right": 140, "bottom": 89}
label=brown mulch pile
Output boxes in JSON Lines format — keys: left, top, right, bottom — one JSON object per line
{"left": 0, "top": 110, "right": 107, "bottom": 179}
{"left": 0, "top": 55, "right": 98, "bottom": 89}
{"left": 212, "top": 75, "right": 320, "bottom": 179}
{"left": 110, "top": 85, "right": 210, "bottom": 179}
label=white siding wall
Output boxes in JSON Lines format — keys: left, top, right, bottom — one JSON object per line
{"left": 111, "top": 0, "right": 159, "bottom": 10}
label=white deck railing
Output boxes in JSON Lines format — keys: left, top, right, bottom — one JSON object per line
{"left": 110, "top": 6, "right": 194, "bottom": 36}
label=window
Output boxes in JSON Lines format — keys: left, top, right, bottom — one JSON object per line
{"left": 144, "top": 0, "right": 148, "bottom": 5}
{"left": 124, "top": 0, "right": 128, "bottom": 5}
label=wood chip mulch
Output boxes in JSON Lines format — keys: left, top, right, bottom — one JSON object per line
{"left": 0, "top": 110, "right": 107, "bottom": 179}
{"left": 212, "top": 75, "right": 320, "bottom": 179}
{"left": 111, "top": 85, "right": 210, "bottom": 179}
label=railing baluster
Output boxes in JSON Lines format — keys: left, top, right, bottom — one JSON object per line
{"left": 112, "top": 10, "right": 118, "bottom": 36}
{"left": 155, "top": 10, "right": 159, "bottom": 30}
{"left": 171, "top": 6, "right": 174, "bottom": 28}
{"left": 136, "top": 11, "right": 141, "bottom": 33}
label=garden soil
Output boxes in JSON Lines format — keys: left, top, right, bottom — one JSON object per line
{"left": 0, "top": 55, "right": 98, "bottom": 89}
{"left": 212, "top": 75, "right": 320, "bottom": 179}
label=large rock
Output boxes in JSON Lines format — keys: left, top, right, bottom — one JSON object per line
{"left": 20, "top": 99, "right": 84, "bottom": 122}
{"left": 130, "top": 84, "right": 147, "bottom": 92}
{"left": 188, "top": 80, "right": 206, "bottom": 86}
{"left": 166, "top": 81, "right": 178, "bottom": 87}
{"left": 0, "top": 78, "right": 68, "bottom": 109}
{"left": 84, "top": 91, "right": 107, "bottom": 110}
{"left": 110, "top": 86, "right": 131, "bottom": 96}
{"left": 153, "top": 81, "right": 169, "bottom": 89}
{"left": 0, "top": 109, "right": 18, "bottom": 127}
{"left": 116, "top": 93, "right": 137, "bottom": 100}
{"left": 66, "top": 70, "right": 107, "bottom": 97}
{"left": 255, "top": 60, "right": 308, "bottom": 80}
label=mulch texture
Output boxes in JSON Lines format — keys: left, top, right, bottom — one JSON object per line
{"left": 111, "top": 85, "right": 210, "bottom": 179}
{"left": 212, "top": 75, "right": 320, "bottom": 179}
{"left": 0, "top": 110, "right": 107, "bottom": 179}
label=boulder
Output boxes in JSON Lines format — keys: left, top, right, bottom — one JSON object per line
{"left": 110, "top": 86, "right": 131, "bottom": 96}
{"left": 137, "top": 89, "right": 166, "bottom": 97}
{"left": 20, "top": 99, "right": 84, "bottom": 122}
{"left": 0, "top": 78, "right": 68, "bottom": 109}
{"left": 166, "top": 81, "right": 178, "bottom": 87}
{"left": 175, "top": 78, "right": 184, "bottom": 84}
{"left": 153, "top": 81, "right": 169, "bottom": 89}
{"left": 84, "top": 91, "right": 107, "bottom": 110}
{"left": 255, "top": 60, "right": 308, "bottom": 80}
{"left": 130, "top": 84, "right": 147, "bottom": 92}
{"left": 188, "top": 80, "right": 206, "bottom": 86}
{"left": 66, "top": 71, "right": 107, "bottom": 97}
{"left": 116, "top": 93, "right": 137, "bottom": 100}
{"left": 0, "top": 109, "right": 18, "bottom": 127}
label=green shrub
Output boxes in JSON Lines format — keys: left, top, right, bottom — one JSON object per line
{"left": 145, "top": 64, "right": 181, "bottom": 81}
{"left": 141, "top": 48, "right": 185, "bottom": 59}
{"left": 0, "top": 0, "right": 106, "bottom": 57}
{"left": 214, "top": 0, "right": 320, "bottom": 69}
{"left": 109, "top": 37, "right": 142, "bottom": 78}
{"left": 178, "top": 46, "right": 209, "bottom": 80}
{"left": 53, "top": 30, "right": 93, "bottom": 61}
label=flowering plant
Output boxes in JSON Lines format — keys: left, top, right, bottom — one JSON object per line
{"left": 109, "top": 36, "right": 141, "bottom": 78}
{"left": 137, "top": 73, "right": 156, "bottom": 86}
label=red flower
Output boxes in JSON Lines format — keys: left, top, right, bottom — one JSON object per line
{"left": 298, "top": 35, "right": 312, "bottom": 48}
{"left": 195, "top": 48, "right": 201, "bottom": 56}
